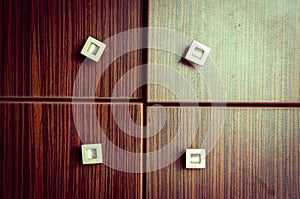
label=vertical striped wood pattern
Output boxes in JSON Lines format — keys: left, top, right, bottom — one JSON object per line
{"left": 0, "top": 0, "right": 145, "bottom": 98}
{"left": 146, "top": 107, "right": 300, "bottom": 199}
{"left": 0, "top": 102, "right": 142, "bottom": 199}
{"left": 147, "top": 0, "right": 300, "bottom": 102}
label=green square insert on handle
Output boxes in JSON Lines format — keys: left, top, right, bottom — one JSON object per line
{"left": 81, "top": 36, "right": 106, "bottom": 62}
{"left": 81, "top": 143, "right": 103, "bottom": 165}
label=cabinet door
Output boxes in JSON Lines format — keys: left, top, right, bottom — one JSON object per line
{"left": 146, "top": 107, "right": 300, "bottom": 198}
{"left": 0, "top": 0, "right": 145, "bottom": 99}
{"left": 0, "top": 102, "right": 143, "bottom": 199}
{"left": 148, "top": 0, "right": 300, "bottom": 102}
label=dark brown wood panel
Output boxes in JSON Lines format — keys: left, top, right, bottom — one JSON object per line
{"left": 0, "top": 0, "right": 145, "bottom": 98}
{"left": 0, "top": 102, "right": 143, "bottom": 198}
{"left": 146, "top": 107, "right": 300, "bottom": 199}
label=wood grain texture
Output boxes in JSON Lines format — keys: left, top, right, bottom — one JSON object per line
{"left": 0, "top": 102, "right": 143, "bottom": 199}
{"left": 148, "top": 0, "right": 300, "bottom": 102}
{"left": 146, "top": 107, "right": 300, "bottom": 199}
{"left": 0, "top": 0, "right": 146, "bottom": 98}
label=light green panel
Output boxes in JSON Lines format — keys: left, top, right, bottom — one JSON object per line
{"left": 148, "top": 0, "right": 300, "bottom": 102}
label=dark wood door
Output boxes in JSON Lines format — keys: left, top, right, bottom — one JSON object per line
{"left": 0, "top": 0, "right": 146, "bottom": 99}
{"left": 1, "top": 0, "right": 300, "bottom": 198}
{"left": 146, "top": 107, "right": 300, "bottom": 198}
{"left": 0, "top": 102, "right": 143, "bottom": 198}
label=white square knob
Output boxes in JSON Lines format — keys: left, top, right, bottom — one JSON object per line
{"left": 186, "top": 149, "right": 205, "bottom": 169}
{"left": 184, "top": 40, "right": 211, "bottom": 66}
{"left": 81, "top": 36, "right": 106, "bottom": 62}
{"left": 81, "top": 143, "right": 103, "bottom": 165}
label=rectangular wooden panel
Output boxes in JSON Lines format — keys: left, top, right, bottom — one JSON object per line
{"left": 0, "top": 102, "right": 143, "bottom": 198}
{"left": 148, "top": 0, "right": 300, "bottom": 102}
{"left": 0, "top": 0, "right": 146, "bottom": 98}
{"left": 146, "top": 107, "right": 300, "bottom": 198}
